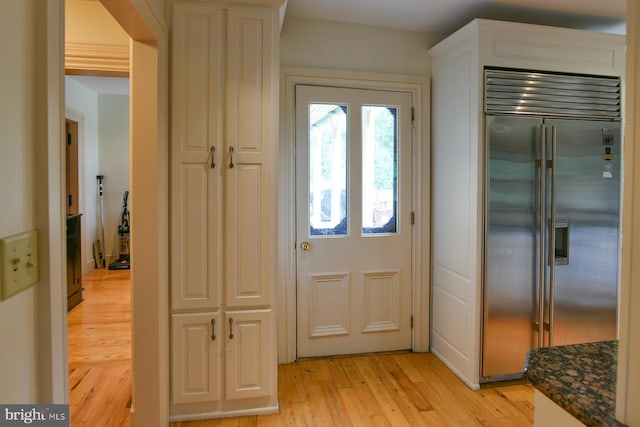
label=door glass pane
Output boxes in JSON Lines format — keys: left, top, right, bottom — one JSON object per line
{"left": 362, "top": 106, "right": 398, "bottom": 234}
{"left": 309, "top": 104, "right": 348, "bottom": 236}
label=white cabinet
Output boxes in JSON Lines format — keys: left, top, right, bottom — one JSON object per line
{"left": 171, "top": 310, "right": 274, "bottom": 407}
{"left": 170, "top": 1, "right": 223, "bottom": 313}
{"left": 534, "top": 391, "right": 585, "bottom": 427}
{"left": 224, "top": 310, "right": 272, "bottom": 400}
{"left": 172, "top": 313, "right": 220, "bottom": 404}
{"left": 224, "top": 5, "right": 277, "bottom": 309}
{"left": 170, "top": 0, "right": 279, "bottom": 420}
{"left": 429, "top": 19, "right": 625, "bottom": 389}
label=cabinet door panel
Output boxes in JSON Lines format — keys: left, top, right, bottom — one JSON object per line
{"left": 171, "top": 313, "right": 220, "bottom": 404}
{"left": 226, "top": 7, "right": 272, "bottom": 154}
{"left": 225, "top": 163, "right": 267, "bottom": 305}
{"left": 171, "top": 3, "right": 223, "bottom": 310}
{"left": 224, "top": 310, "right": 272, "bottom": 399}
{"left": 172, "top": 165, "right": 218, "bottom": 310}
{"left": 224, "top": 7, "right": 277, "bottom": 308}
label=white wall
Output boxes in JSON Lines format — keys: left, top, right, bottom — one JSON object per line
{"left": 64, "top": 81, "right": 130, "bottom": 270}
{"left": 98, "top": 94, "right": 130, "bottom": 264}
{"left": 0, "top": 0, "right": 40, "bottom": 403}
{"left": 280, "top": 16, "right": 438, "bottom": 75}
{"left": 65, "top": 77, "right": 100, "bottom": 273}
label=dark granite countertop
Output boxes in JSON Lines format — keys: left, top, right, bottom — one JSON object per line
{"left": 525, "top": 340, "right": 625, "bottom": 427}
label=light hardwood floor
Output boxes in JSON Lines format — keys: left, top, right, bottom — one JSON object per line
{"left": 172, "top": 355, "right": 534, "bottom": 427}
{"left": 68, "top": 268, "right": 132, "bottom": 426}
{"left": 69, "top": 269, "right": 534, "bottom": 426}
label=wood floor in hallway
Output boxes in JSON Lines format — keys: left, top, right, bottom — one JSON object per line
{"left": 68, "top": 268, "right": 132, "bottom": 427}
{"left": 68, "top": 269, "right": 534, "bottom": 426}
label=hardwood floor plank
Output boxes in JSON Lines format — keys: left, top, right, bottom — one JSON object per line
{"left": 356, "top": 357, "right": 414, "bottom": 427}
{"left": 420, "top": 408, "right": 454, "bottom": 427}
{"left": 317, "top": 380, "right": 353, "bottom": 426}
{"left": 337, "top": 387, "right": 373, "bottom": 426}
{"left": 368, "top": 413, "right": 393, "bottom": 427}
{"left": 379, "top": 355, "right": 433, "bottom": 412}
{"left": 390, "top": 353, "right": 428, "bottom": 383}
{"left": 291, "top": 402, "right": 315, "bottom": 426}
{"left": 415, "top": 381, "right": 483, "bottom": 426}
{"left": 367, "top": 356, "right": 429, "bottom": 425}
{"left": 326, "top": 358, "right": 353, "bottom": 389}
{"left": 340, "top": 358, "right": 385, "bottom": 420}
{"left": 305, "top": 381, "right": 340, "bottom": 426}
{"left": 338, "top": 357, "right": 367, "bottom": 386}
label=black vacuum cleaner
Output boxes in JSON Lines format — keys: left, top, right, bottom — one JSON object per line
{"left": 109, "top": 191, "right": 130, "bottom": 270}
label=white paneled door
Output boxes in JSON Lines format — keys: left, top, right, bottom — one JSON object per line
{"left": 296, "top": 85, "right": 413, "bottom": 357}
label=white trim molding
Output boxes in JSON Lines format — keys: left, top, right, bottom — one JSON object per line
{"left": 278, "top": 67, "right": 431, "bottom": 363}
{"left": 38, "top": 0, "right": 68, "bottom": 404}
{"left": 617, "top": 1, "right": 640, "bottom": 424}
{"left": 65, "top": 42, "right": 129, "bottom": 76}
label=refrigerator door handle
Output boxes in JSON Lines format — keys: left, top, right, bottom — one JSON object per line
{"left": 548, "top": 126, "right": 557, "bottom": 347}
{"left": 538, "top": 124, "right": 546, "bottom": 348}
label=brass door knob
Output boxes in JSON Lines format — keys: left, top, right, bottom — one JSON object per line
{"left": 300, "top": 241, "right": 311, "bottom": 251}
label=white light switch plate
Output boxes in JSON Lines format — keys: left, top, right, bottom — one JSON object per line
{"left": 0, "top": 229, "right": 39, "bottom": 301}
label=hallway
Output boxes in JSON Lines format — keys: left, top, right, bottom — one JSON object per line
{"left": 68, "top": 269, "right": 132, "bottom": 426}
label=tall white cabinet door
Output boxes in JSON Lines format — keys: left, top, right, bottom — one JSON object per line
{"left": 171, "top": 3, "right": 224, "bottom": 311}
{"left": 224, "top": 7, "right": 277, "bottom": 308}
{"left": 224, "top": 310, "right": 272, "bottom": 400}
{"left": 172, "top": 313, "right": 221, "bottom": 404}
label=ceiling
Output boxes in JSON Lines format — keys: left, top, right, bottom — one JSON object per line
{"left": 67, "top": 75, "right": 130, "bottom": 96}
{"left": 67, "top": 0, "right": 626, "bottom": 95}
{"left": 284, "top": 0, "right": 626, "bottom": 35}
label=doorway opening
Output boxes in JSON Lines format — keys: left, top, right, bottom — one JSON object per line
{"left": 65, "top": 2, "right": 132, "bottom": 422}
{"left": 61, "top": 0, "right": 166, "bottom": 424}
{"left": 65, "top": 76, "right": 132, "bottom": 423}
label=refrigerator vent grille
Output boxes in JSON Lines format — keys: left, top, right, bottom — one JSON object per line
{"left": 484, "top": 69, "right": 621, "bottom": 119}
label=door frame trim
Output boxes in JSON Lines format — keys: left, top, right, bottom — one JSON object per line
{"left": 278, "top": 67, "right": 431, "bottom": 363}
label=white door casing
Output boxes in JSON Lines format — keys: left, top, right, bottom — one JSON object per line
{"left": 295, "top": 85, "right": 413, "bottom": 358}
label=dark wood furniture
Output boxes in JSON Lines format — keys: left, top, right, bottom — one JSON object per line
{"left": 67, "top": 214, "right": 83, "bottom": 310}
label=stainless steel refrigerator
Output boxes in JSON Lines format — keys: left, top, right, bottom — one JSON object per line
{"left": 481, "top": 69, "right": 622, "bottom": 381}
